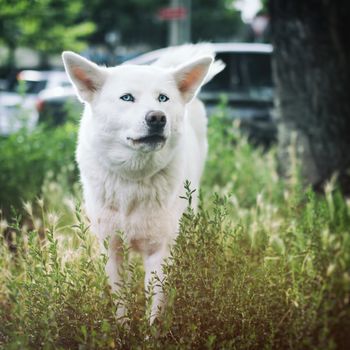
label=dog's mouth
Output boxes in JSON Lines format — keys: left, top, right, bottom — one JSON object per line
{"left": 128, "top": 134, "right": 166, "bottom": 145}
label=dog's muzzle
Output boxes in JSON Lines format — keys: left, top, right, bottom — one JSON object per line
{"left": 134, "top": 110, "right": 167, "bottom": 145}
{"left": 127, "top": 110, "right": 167, "bottom": 149}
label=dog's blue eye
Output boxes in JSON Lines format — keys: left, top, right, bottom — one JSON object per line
{"left": 120, "top": 93, "right": 135, "bottom": 102}
{"left": 158, "top": 94, "right": 169, "bottom": 103}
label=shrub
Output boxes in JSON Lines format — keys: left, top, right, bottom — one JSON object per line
{"left": 202, "top": 104, "right": 284, "bottom": 207}
{"left": 0, "top": 109, "right": 349, "bottom": 349}
{"left": 0, "top": 123, "right": 78, "bottom": 216}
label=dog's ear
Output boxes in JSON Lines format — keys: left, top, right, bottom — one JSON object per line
{"left": 62, "top": 51, "right": 106, "bottom": 103}
{"left": 172, "top": 56, "right": 213, "bottom": 103}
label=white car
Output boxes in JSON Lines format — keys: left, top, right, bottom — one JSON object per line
{"left": 126, "top": 43, "right": 276, "bottom": 145}
{"left": 0, "top": 70, "right": 71, "bottom": 135}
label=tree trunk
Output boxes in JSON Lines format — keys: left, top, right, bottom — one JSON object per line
{"left": 39, "top": 52, "right": 50, "bottom": 69}
{"left": 269, "top": 0, "right": 350, "bottom": 193}
{"left": 6, "top": 44, "right": 16, "bottom": 69}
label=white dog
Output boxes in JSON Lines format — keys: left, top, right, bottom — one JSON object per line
{"left": 62, "top": 44, "right": 224, "bottom": 323}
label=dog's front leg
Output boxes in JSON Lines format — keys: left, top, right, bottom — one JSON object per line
{"left": 103, "top": 234, "right": 127, "bottom": 321}
{"left": 143, "top": 247, "right": 169, "bottom": 324}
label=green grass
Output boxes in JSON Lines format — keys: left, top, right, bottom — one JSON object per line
{"left": 1, "top": 106, "right": 350, "bottom": 349}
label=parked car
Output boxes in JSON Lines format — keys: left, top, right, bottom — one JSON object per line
{"left": 36, "top": 85, "right": 81, "bottom": 126}
{"left": 126, "top": 43, "right": 276, "bottom": 145}
{"left": 0, "top": 70, "right": 71, "bottom": 135}
{"left": 35, "top": 43, "right": 276, "bottom": 145}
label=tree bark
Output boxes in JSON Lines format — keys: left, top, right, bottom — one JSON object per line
{"left": 6, "top": 44, "right": 16, "bottom": 69}
{"left": 39, "top": 52, "right": 50, "bottom": 69}
{"left": 269, "top": 0, "right": 350, "bottom": 193}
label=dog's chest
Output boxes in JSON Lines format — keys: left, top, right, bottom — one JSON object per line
{"left": 103, "top": 171, "right": 174, "bottom": 213}
{"left": 89, "top": 170, "right": 182, "bottom": 245}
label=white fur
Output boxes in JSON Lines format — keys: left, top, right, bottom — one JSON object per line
{"left": 62, "top": 45, "right": 224, "bottom": 323}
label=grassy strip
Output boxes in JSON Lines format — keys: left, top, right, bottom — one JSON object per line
{"left": 0, "top": 107, "right": 349, "bottom": 349}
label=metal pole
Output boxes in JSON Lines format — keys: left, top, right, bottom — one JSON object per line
{"left": 169, "top": 0, "right": 180, "bottom": 46}
{"left": 183, "top": 0, "right": 191, "bottom": 43}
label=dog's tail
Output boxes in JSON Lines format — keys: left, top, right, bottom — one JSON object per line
{"left": 153, "top": 43, "right": 225, "bottom": 85}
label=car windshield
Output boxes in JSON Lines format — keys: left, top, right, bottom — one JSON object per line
{"left": 10, "top": 79, "right": 47, "bottom": 94}
{"left": 204, "top": 52, "right": 273, "bottom": 100}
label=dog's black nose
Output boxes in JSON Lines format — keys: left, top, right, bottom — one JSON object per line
{"left": 145, "top": 110, "right": 166, "bottom": 130}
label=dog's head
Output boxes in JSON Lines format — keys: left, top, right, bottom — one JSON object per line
{"left": 62, "top": 52, "right": 212, "bottom": 166}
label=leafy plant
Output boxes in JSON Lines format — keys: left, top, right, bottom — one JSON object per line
{"left": 0, "top": 109, "right": 350, "bottom": 349}
{"left": 0, "top": 122, "right": 78, "bottom": 217}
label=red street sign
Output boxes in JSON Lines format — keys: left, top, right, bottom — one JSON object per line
{"left": 157, "top": 6, "right": 187, "bottom": 20}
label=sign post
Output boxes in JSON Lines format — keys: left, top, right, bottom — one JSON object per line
{"left": 157, "top": 0, "right": 191, "bottom": 46}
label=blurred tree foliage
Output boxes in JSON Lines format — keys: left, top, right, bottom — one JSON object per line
{"left": 84, "top": 0, "right": 242, "bottom": 47}
{"left": 0, "top": 0, "right": 94, "bottom": 67}
{"left": 0, "top": 0, "right": 242, "bottom": 65}
{"left": 191, "top": 0, "right": 242, "bottom": 42}
{"left": 0, "top": 0, "right": 30, "bottom": 66}
{"left": 83, "top": 0, "right": 166, "bottom": 47}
